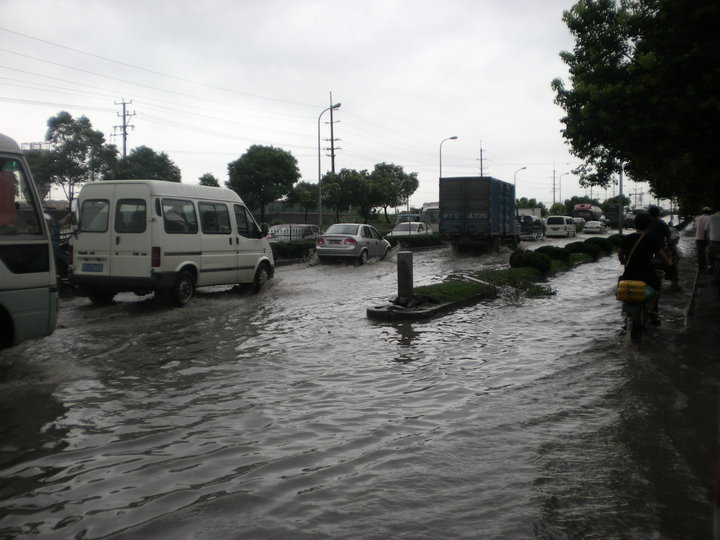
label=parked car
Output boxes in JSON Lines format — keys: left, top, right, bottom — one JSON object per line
{"left": 545, "top": 215, "right": 577, "bottom": 237}
{"left": 386, "top": 221, "right": 432, "bottom": 237}
{"left": 516, "top": 215, "right": 545, "bottom": 241}
{"left": 266, "top": 223, "right": 321, "bottom": 243}
{"left": 583, "top": 220, "right": 607, "bottom": 234}
{"left": 315, "top": 223, "right": 390, "bottom": 264}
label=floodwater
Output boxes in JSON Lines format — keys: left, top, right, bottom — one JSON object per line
{"left": 1, "top": 235, "right": 718, "bottom": 539}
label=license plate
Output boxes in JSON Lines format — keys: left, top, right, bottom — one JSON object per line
{"left": 82, "top": 263, "right": 103, "bottom": 272}
{"left": 329, "top": 239, "right": 341, "bottom": 245}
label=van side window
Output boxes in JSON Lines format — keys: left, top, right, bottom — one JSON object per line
{"left": 163, "top": 198, "right": 198, "bottom": 234}
{"left": 233, "top": 204, "right": 260, "bottom": 238}
{"left": 115, "top": 199, "right": 146, "bottom": 233}
{"left": 199, "top": 202, "right": 231, "bottom": 234}
{"left": 79, "top": 199, "right": 109, "bottom": 232}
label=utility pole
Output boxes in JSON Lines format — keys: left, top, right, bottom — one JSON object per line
{"left": 476, "top": 144, "right": 486, "bottom": 176}
{"left": 327, "top": 92, "right": 341, "bottom": 173}
{"left": 552, "top": 165, "right": 557, "bottom": 205}
{"left": 114, "top": 99, "right": 135, "bottom": 158}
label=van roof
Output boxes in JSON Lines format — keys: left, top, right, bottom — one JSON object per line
{"left": 78, "top": 179, "right": 245, "bottom": 204}
{"left": 0, "top": 133, "right": 22, "bottom": 154}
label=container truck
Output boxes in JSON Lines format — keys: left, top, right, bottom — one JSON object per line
{"left": 439, "top": 176, "right": 518, "bottom": 251}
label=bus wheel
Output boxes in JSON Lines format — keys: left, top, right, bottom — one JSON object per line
{"left": 172, "top": 271, "right": 195, "bottom": 306}
{"left": 88, "top": 289, "right": 115, "bottom": 306}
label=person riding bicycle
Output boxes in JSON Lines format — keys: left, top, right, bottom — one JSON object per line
{"left": 618, "top": 212, "right": 673, "bottom": 325}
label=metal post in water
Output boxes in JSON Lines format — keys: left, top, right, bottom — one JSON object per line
{"left": 397, "top": 251, "right": 414, "bottom": 302}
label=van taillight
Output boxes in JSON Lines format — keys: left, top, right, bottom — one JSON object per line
{"left": 152, "top": 247, "right": 161, "bottom": 267}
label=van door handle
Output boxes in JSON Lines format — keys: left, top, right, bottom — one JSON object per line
{"left": 229, "top": 238, "right": 232, "bottom": 245}
{"left": 116, "top": 236, "right": 120, "bottom": 245}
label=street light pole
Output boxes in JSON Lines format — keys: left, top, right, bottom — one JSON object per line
{"left": 318, "top": 102, "right": 341, "bottom": 228}
{"left": 513, "top": 166, "right": 527, "bottom": 188}
{"left": 439, "top": 136, "right": 458, "bottom": 179}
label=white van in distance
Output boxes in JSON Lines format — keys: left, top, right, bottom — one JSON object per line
{"left": 69, "top": 180, "right": 274, "bottom": 306}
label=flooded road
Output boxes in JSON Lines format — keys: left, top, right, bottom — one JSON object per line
{"left": 1, "top": 235, "right": 718, "bottom": 539}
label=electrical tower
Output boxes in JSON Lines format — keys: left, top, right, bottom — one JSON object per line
{"left": 113, "top": 99, "right": 135, "bottom": 157}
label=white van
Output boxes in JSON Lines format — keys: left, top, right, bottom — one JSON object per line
{"left": 0, "top": 133, "right": 58, "bottom": 347}
{"left": 545, "top": 215, "right": 577, "bottom": 237}
{"left": 69, "top": 180, "right": 274, "bottom": 306}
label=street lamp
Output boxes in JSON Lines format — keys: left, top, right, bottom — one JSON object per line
{"left": 318, "top": 102, "right": 341, "bottom": 228}
{"left": 439, "top": 136, "right": 458, "bottom": 179}
{"left": 513, "top": 166, "right": 526, "bottom": 188}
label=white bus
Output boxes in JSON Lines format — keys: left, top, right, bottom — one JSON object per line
{"left": 0, "top": 133, "right": 59, "bottom": 348}
{"left": 69, "top": 180, "right": 274, "bottom": 306}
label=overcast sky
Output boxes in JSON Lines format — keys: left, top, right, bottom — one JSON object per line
{"left": 1, "top": 0, "right": 644, "bottom": 209}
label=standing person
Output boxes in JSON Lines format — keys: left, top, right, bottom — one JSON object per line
{"left": 647, "top": 205, "right": 678, "bottom": 289}
{"left": 695, "top": 207, "right": 712, "bottom": 270}
{"left": 618, "top": 213, "right": 673, "bottom": 325}
{"left": 705, "top": 205, "right": 720, "bottom": 273}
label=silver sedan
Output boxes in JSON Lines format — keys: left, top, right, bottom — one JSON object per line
{"left": 315, "top": 223, "right": 391, "bottom": 264}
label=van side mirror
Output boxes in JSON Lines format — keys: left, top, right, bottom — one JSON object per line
{"left": 260, "top": 223, "right": 269, "bottom": 237}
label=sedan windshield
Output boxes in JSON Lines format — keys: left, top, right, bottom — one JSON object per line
{"left": 325, "top": 224, "right": 359, "bottom": 235}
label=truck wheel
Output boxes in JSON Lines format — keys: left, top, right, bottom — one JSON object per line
{"left": 253, "top": 264, "right": 270, "bottom": 293}
{"left": 88, "top": 289, "right": 115, "bottom": 306}
{"left": 171, "top": 271, "right": 195, "bottom": 306}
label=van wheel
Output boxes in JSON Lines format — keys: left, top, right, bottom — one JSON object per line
{"left": 172, "top": 271, "right": 195, "bottom": 306}
{"left": 253, "top": 264, "right": 270, "bottom": 293}
{"left": 88, "top": 289, "right": 115, "bottom": 306}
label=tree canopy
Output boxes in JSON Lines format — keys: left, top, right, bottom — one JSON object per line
{"left": 285, "top": 180, "right": 319, "bottom": 222}
{"left": 552, "top": 0, "right": 720, "bottom": 210}
{"left": 109, "top": 146, "right": 182, "bottom": 182}
{"left": 44, "top": 111, "right": 117, "bottom": 201}
{"left": 370, "top": 162, "right": 419, "bottom": 222}
{"left": 227, "top": 145, "right": 300, "bottom": 223}
{"left": 199, "top": 173, "right": 220, "bottom": 187}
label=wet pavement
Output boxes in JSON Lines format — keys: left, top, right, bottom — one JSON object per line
{"left": 0, "top": 233, "right": 719, "bottom": 539}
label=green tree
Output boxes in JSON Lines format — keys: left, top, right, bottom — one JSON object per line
{"left": 44, "top": 111, "right": 118, "bottom": 202}
{"left": 227, "top": 145, "right": 300, "bottom": 223}
{"left": 286, "top": 181, "right": 318, "bottom": 223}
{"left": 199, "top": 173, "right": 220, "bottom": 187}
{"left": 23, "top": 149, "right": 56, "bottom": 200}
{"left": 370, "top": 162, "right": 419, "bottom": 223}
{"left": 549, "top": 203, "right": 567, "bottom": 215}
{"left": 110, "top": 146, "right": 182, "bottom": 182}
{"left": 552, "top": 0, "right": 720, "bottom": 209}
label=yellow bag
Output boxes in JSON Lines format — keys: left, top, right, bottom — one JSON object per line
{"left": 616, "top": 280, "right": 654, "bottom": 302}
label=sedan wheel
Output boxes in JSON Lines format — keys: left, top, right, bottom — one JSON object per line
{"left": 359, "top": 249, "right": 369, "bottom": 265}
